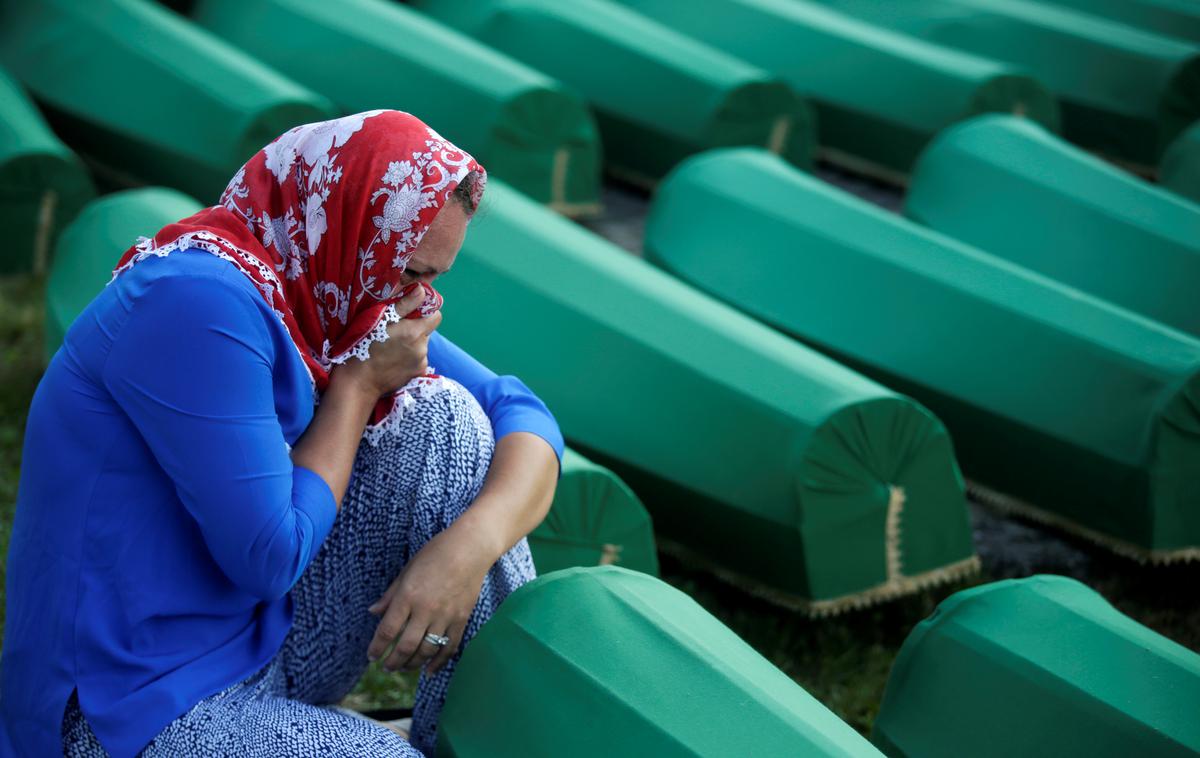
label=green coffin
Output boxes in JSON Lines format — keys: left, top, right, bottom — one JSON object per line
{"left": 46, "top": 187, "right": 203, "bottom": 358}
{"left": 440, "top": 566, "right": 884, "bottom": 757}
{"left": 192, "top": 0, "right": 603, "bottom": 216}
{"left": 435, "top": 178, "right": 974, "bottom": 612}
{"left": 0, "top": 0, "right": 336, "bottom": 203}
{"left": 411, "top": 0, "right": 815, "bottom": 184}
{"left": 645, "top": 148, "right": 1200, "bottom": 561}
{"left": 872, "top": 575, "right": 1200, "bottom": 757}
{"left": 1162, "top": 119, "right": 1200, "bottom": 205}
{"left": 1036, "top": 0, "right": 1200, "bottom": 44}
{"left": 611, "top": 0, "right": 1057, "bottom": 180}
{"left": 906, "top": 114, "right": 1200, "bottom": 338}
{"left": 529, "top": 448, "right": 659, "bottom": 577}
{"left": 815, "top": 0, "right": 1200, "bottom": 167}
{"left": 0, "top": 65, "right": 94, "bottom": 275}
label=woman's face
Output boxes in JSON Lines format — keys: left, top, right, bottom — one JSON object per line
{"left": 399, "top": 202, "right": 469, "bottom": 287}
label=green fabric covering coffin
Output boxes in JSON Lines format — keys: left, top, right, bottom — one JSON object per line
{"left": 815, "top": 0, "right": 1200, "bottom": 167}
{"left": 1036, "top": 0, "right": 1200, "bottom": 44}
{"left": 45, "top": 187, "right": 203, "bottom": 358}
{"left": 612, "top": 0, "right": 1057, "bottom": 180}
{"left": 412, "top": 0, "right": 815, "bottom": 184}
{"left": 434, "top": 179, "right": 975, "bottom": 613}
{"left": 439, "top": 566, "right": 884, "bottom": 758}
{"left": 529, "top": 448, "right": 659, "bottom": 577}
{"left": 0, "top": 0, "right": 336, "bottom": 203}
{"left": 872, "top": 575, "right": 1200, "bottom": 757}
{"left": 907, "top": 115, "right": 1200, "bottom": 338}
{"left": 1161, "top": 120, "right": 1200, "bottom": 205}
{"left": 0, "top": 66, "right": 94, "bottom": 275}
{"left": 645, "top": 149, "right": 1200, "bottom": 562}
{"left": 192, "top": 0, "right": 603, "bottom": 216}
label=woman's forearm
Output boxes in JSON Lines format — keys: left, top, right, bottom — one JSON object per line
{"left": 290, "top": 375, "right": 380, "bottom": 510}
{"left": 444, "top": 431, "right": 559, "bottom": 565}
{"left": 291, "top": 287, "right": 438, "bottom": 510}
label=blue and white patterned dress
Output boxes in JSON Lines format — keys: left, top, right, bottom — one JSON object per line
{"left": 63, "top": 373, "right": 538, "bottom": 758}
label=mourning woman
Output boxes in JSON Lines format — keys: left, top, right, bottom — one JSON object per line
{"left": 0, "top": 110, "right": 562, "bottom": 757}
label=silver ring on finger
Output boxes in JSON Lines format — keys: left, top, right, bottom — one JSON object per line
{"left": 423, "top": 632, "right": 450, "bottom": 647}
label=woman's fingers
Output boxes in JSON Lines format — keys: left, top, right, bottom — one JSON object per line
{"left": 425, "top": 619, "right": 467, "bottom": 675}
{"left": 421, "top": 309, "right": 443, "bottom": 336}
{"left": 393, "top": 284, "right": 426, "bottom": 315}
{"left": 407, "top": 629, "right": 450, "bottom": 673}
{"left": 367, "top": 603, "right": 410, "bottom": 664}
{"left": 383, "top": 614, "right": 437, "bottom": 672}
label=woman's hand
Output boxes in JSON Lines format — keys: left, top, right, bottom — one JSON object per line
{"left": 332, "top": 286, "right": 442, "bottom": 399}
{"left": 364, "top": 433, "right": 559, "bottom": 674}
{"left": 366, "top": 528, "right": 494, "bottom": 675}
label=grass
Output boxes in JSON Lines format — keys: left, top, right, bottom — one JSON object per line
{"left": 0, "top": 275, "right": 46, "bottom": 640}
{"left": 3, "top": 271, "right": 1198, "bottom": 737}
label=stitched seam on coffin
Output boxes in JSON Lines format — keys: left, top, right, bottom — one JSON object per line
{"left": 34, "top": 189, "right": 57, "bottom": 275}
{"left": 885, "top": 485, "right": 906, "bottom": 581}
{"left": 656, "top": 536, "right": 979, "bottom": 616}
{"left": 551, "top": 146, "right": 569, "bottom": 207}
{"left": 968, "top": 478, "right": 1200, "bottom": 564}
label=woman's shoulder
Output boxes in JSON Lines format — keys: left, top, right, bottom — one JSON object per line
{"left": 122, "top": 246, "right": 264, "bottom": 297}
{"left": 101, "top": 248, "right": 283, "bottom": 354}
{"left": 110, "top": 248, "right": 278, "bottom": 323}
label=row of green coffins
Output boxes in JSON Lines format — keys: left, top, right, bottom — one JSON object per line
{"left": 46, "top": 181, "right": 979, "bottom": 612}
{"left": 435, "top": 179, "right": 978, "bottom": 613}
{"left": 442, "top": 569, "right": 1200, "bottom": 757}
{"left": 45, "top": 194, "right": 1197, "bottom": 758}
{"left": 906, "top": 115, "right": 1200, "bottom": 339}
{"left": 0, "top": 0, "right": 332, "bottom": 203}
{"left": 646, "top": 147, "right": 1200, "bottom": 562}
{"left": 814, "top": 0, "right": 1200, "bottom": 168}
{"left": 610, "top": 0, "right": 1058, "bottom": 180}
{"left": 411, "top": 0, "right": 817, "bottom": 184}
{"left": 0, "top": 0, "right": 601, "bottom": 213}
{"left": 197, "top": 0, "right": 1071, "bottom": 189}
{"left": 45, "top": 187, "right": 660, "bottom": 579}
{"left": 46, "top": 205, "right": 1200, "bottom": 758}
{"left": 189, "top": 0, "right": 603, "bottom": 216}
{"left": 0, "top": 64, "right": 93, "bottom": 275}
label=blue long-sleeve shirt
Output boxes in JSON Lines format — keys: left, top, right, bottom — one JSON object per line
{"left": 0, "top": 248, "right": 563, "bottom": 758}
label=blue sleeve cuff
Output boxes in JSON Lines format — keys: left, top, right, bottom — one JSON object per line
{"left": 291, "top": 464, "right": 338, "bottom": 558}
{"left": 425, "top": 332, "right": 564, "bottom": 469}
{"left": 473, "top": 376, "right": 564, "bottom": 463}
{"left": 492, "top": 403, "right": 566, "bottom": 469}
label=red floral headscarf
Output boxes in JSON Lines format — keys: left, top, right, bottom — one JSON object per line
{"left": 111, "top": 110, "right": 486, "bottom": 430}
